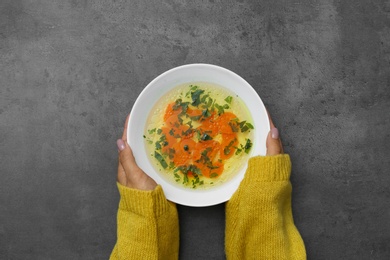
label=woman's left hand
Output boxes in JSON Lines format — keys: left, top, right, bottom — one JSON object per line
{"left": 266, "top": 111, "right": 284, "bottom": 156}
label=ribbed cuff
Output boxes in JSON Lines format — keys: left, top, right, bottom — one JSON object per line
{"left": 117, "top": 183, "right": 172, "bottom": 217}
{"left": 243, "top": 154, "right": 291, "bottom": 183}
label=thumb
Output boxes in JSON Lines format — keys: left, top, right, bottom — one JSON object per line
{"left": 117, "top": 139, "right": 139, "bottom": 174}
{"left": 266, "top": 127, "right": 283, "bottom": 156}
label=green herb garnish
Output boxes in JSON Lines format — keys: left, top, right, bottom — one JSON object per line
{"left": 244, "top": 139, "right": 253, "bottom": 154}
{"left": 148, "top": 128, "right": 156, "bottom": 134}
{"left": 191, "top": 89, "right": 205, "bottom": 106}
{"left": 154, "top": 151, "right": 168, "bottom": 169}
{"left": 224, "top": 96, "right": 233, "bottom": 104}
{"left": 209, "top": 173, "right": 219, "bottom": 178}
{"left": 200, "top": 133, "right": 212, "bottom": 141}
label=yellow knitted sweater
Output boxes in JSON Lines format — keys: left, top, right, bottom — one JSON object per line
{"left": 110, "top": 154, "right": 306, "bottom": 259}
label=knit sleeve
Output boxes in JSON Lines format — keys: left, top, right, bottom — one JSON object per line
{"left": 110, "top": 183, "right": 179, "bottom": 260}
{"left": 225, "top": 154, "right": 306, "bottom": 260}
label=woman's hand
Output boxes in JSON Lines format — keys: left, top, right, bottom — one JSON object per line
{"left": 116, "top": 115, "right": 157, "bottom": 190}
{"left": 266, "top": 112, "right": 284, "bottom": 156}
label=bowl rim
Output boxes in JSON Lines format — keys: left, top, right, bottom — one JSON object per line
{"left": 127, "top": 63, "right": 270, "bottom": 206}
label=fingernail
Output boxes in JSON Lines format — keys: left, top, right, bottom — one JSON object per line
{"left": 271, "top": 128, "right": 279, "bottom": 139}
{"left": 117, "top": 139, "right": 126, "bottom": 151}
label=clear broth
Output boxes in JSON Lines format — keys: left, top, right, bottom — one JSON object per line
{"left": 144, "top": 82, "right": 254, "bottom": 189}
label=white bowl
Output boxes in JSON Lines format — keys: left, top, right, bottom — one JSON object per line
{"left": 128, "top": 64, "right": 269, "bottom": 206}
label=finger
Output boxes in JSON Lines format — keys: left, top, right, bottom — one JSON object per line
{"left": 117, "top": 139, "right": 139, "bottom": 177}
{"left": 122, "top": 114, "right": 130, "bottom": 141}
{"left": 267, "top": 109, "right": 276, "bottom": 129}
{"left": 266, "top": 128, "right": 283, "bottom": 155}
{"left": 117, "top": 115, "right": 130, "bottom": 186}
{"left": 265, "top": 110, "right": 283, "bottom": 155}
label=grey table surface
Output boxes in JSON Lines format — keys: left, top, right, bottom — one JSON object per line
{"left": 1, "top": 0, "right": 390, "bottom": 259}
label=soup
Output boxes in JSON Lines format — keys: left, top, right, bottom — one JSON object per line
{"left": 144, "top": 82, "right": 254, "bottom": 189}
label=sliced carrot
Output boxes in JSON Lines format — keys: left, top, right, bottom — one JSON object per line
{"left": 193, "top": 140, "right": 220, "bottom": 162}
{"left": 209, "top": 161, "right": 224, "bottom": 178}
{"left": 220, "top": 134, "right": 238, "bottom": 160}
{"left": 199, "top": 113, "right": 219, "bottom": 137}
{"left": 215, "top": 112, "right": 238, "bottom": 134}
{"left": 177, "top": 124, "right": 193, "bottom": 139}
{"left": 158, "top": 95, "right": 246, "bottom": 180}
{"left": 186, "top": 107, "right": 202, "bottom": 118}
{"left": 160, "top": 127, "right": 178, "bottom": 154}
{"left": 194, "top": 159, "right": 223, "bottom": 178}
{"left": 165, "top": 114, "right": 180, "bottom": 128}
{"left": 172, "top": 139, "right": 196, "bottom": 166}
{"left": 163, "top": 102, "right": 182, "bottom": 121}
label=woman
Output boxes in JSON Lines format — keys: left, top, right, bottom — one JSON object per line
{"left": 110, "top": 113, "right": 306, "bottom": 259}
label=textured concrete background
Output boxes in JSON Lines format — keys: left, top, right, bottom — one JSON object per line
{"left": 1, "top": 0, "right": 389, "bottom": 259}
